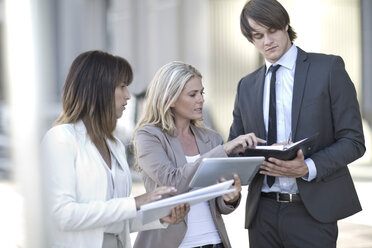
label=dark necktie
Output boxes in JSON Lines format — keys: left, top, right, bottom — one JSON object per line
{"left": 267, "top": 64, "right": 281, "bottom": 187}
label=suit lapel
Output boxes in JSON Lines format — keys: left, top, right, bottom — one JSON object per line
{"left": 292, "top": 48, "right": 309, "bottom": 139}
{"left": 255, "top": 66, "right": 267, "bottom": 139}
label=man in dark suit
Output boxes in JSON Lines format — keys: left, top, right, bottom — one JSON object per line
{"left": 228, "top": 0, "right": 366, "bottom": 247}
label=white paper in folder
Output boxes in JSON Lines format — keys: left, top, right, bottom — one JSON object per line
{"left": 138, "top": 179, "right": 235, "bottom": 224}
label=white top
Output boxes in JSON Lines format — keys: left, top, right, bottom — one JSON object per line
{"left": 178, "top": 154, "right": 221, "bottom": 248}
{"left": 100, "top": 153, "right": 127, "bottom": 234}
{"left": 42, "top": 120, "right": 166, "bottom": 248}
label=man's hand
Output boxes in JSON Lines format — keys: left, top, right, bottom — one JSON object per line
{"left": 259, "top": 149, "right": 308, "bottom": 178}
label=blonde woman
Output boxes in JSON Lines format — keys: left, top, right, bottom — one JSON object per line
{"left": 42, "top": 51, "right": 189, "bottom": 248}
{"left": 133, "top": 61, "right": 265, "bottom": 248}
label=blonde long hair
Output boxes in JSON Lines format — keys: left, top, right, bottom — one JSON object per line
{"left": 134, "top": 61, "right": 203, "bottom": 136}
{"left": 133, "top": 61, "right": 203, "bottom": 171}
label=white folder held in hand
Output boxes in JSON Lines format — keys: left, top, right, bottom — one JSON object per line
{"left": 138, "top": 179, "right": 235, "bottom": 224}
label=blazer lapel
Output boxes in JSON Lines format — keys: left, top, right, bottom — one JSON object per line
{"left": 292, "top": 48, "right": 309, "bottom": 139}
{"left": 107, "top": 139, "right": 126, "bottom": 170}
{"left": 168, "top": 126, "right": 212, "bottom": 161}
{"left": 74, "top": 121, "right": 108, "bottom": 198}
{"left": 106, "top": 139, "right": 132, "bottom": 196}
{"left": 191, "top": 125, "right": 211, "bottom": 155}
{"left": 166, "top": 131, "right": 189, "bottom": 166}
{"left": 75, "top": 121, "right": 103, "bottom": 167}
{"left": 254, "top": 66, "right": 267, "bottom": 139}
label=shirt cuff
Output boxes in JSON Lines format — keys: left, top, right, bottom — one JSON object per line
{"left": 158, "top": 219, "right": 169, "bottom": 228}
{"left": 302, "top": 158, "right": 317, "bottom": 181}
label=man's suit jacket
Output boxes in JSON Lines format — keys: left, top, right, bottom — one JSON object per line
{"left": 228, "top": 47, "right": 365, "bottom": 228}
{"left": 133, "top": 125, "right": 240, "bottom": 248}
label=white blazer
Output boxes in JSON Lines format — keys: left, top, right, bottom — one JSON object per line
{"left": 42, "top": 121, "right": 165, "bottom": 248}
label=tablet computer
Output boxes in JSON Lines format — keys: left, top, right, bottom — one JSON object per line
{"left": 189, "top": 156, "right": 265, "bottom": 188}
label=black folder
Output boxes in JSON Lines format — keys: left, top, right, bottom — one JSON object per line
{"left": 243, "top": 133, "right": 318, "bottom": 160}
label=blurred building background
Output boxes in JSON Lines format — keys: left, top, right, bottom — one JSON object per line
{"left": 0, "top": 0, "right": 372, "bottom": 247}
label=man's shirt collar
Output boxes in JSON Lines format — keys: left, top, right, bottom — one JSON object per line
{"left": 265, "top": 44, "right": 298, "bottom": 74}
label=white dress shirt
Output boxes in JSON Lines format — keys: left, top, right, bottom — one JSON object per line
{"left": 262, "top": 44, "right": 317, "bottom": 194}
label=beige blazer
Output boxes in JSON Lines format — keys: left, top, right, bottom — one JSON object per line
{"left": 133, "top": 125, "right": 240, "bottom": 248}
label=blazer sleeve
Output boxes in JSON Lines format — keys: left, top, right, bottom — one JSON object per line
{"left": 215, "top": 192, "right": 241, "bottom": 215}
{"left": 129, "top": 215, "right": 168, "bottom": 233}
{"left": 42, "top": 127, "right": 138, "bottom": 231}
{"left": 310, "top": 56, "right": 365, "bottom": 181}
{"left": 228, "top": 79, "right": 246, "bottom": 142}
{"left": 135, "top": 127, "right": 227, "bottom": 194}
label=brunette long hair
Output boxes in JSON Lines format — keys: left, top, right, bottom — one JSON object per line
{"left": 55, "top": 50, "right": 133, "bottom": 144}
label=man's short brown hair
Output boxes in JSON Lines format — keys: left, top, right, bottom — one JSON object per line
{"left": 240, "top": 0, "right": 297, "bottom": 43}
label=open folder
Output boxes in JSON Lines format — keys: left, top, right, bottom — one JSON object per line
{"left": 243, "top": 133, "right": 318, "bottom": 160}
{"left": 138, "top": 180, "right": 235, "bottom": 224}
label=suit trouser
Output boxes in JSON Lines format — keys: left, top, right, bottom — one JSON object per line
{"left": 248, "top": 196, "right": 338, "bottom": 248}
